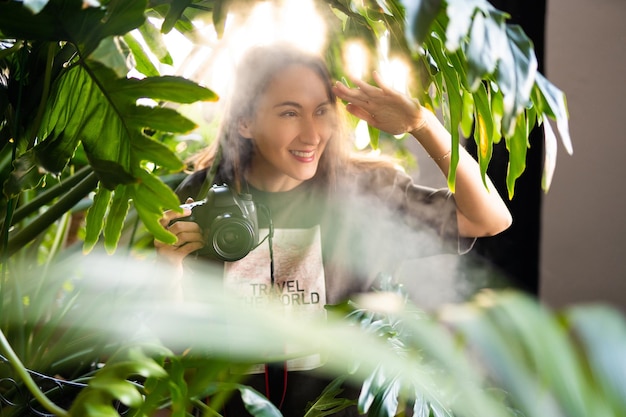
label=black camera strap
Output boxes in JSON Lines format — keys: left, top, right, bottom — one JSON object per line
{"left": 196, "top": 143, "right": 223, "bottom": 201}
{"left": 258, "top": 204, "right": 275, "bottom": 286}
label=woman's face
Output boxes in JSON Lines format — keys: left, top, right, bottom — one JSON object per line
{"left": 239, "top": 64, "right": 336, "bottom": 192}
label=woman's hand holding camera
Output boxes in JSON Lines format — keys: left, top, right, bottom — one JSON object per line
{"left": 154, "top": 199, "right": 205, "bottom": 265}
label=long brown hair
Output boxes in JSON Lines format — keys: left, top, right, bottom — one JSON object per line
{"left": 189, "top": 43, "right": 399, "bottom": 193}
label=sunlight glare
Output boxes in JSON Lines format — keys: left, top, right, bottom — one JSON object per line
{"left": 196, "top": 0, "right": 328, "bottom": 100}
{"left": 377, "top": 31, "right": 410, "bottom": 93}
{"left": 224, "top": 0, "right": 326, "bottom": 60}
{"left": 344, "top": 41, "right": 368, "bottom": 80}
{"left": 355, "top": 119, "right": 370, "bottom": 150}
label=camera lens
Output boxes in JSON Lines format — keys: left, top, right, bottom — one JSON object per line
{"left": 211, "top": 217, "right": 257, "bottom": 261}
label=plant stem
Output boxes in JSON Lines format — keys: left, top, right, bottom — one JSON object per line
{"left": 0, "top": 329, "right": 69, "bottom": 417}
{"left": 6, "top": 172, "right": 99, "bottom": 257}
{"left": 2, "top": 165, "right": 93, "bottom": 227}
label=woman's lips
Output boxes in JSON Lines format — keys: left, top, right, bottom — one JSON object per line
{"left": 290, "top": 150, "right": 315, "bottom": 162}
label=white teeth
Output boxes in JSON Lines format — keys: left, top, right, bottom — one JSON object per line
{"left": 291, "top": 150, "right": 314, "bottom": 158}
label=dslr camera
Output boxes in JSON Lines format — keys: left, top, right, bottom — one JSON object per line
{"left": 178, "top": 184, "right": 259, "bottom": 262}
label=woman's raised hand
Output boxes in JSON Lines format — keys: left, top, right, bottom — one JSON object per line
{"left": 331, "top": 71, "right": 427, "bottom": 136}
{"left": 154, "top": 199, "right": 205, "bottom": 265}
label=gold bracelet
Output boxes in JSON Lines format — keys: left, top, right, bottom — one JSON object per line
{"left": 429, "top": 149, "right": 451, "bottom": 162}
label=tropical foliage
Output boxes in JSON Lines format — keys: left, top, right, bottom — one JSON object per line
{"left": 2, "top": 255, "right": 625, "bottom": 416}
{"left": 0, "top": 1, "right": 603, "bottom": 417}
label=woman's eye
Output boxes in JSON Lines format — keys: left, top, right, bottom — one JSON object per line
{"left": 281, "top": 111, "right": 297, "bottom": 118}
{"left": 316, "top": 107, "right": 329, "bottom": 116}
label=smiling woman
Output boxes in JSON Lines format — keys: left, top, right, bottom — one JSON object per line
{"left": 238, "top": 63, "right": 336, "bottom": 192}
{"left": 153, "top": 42, "right": 511, "bottom": 416}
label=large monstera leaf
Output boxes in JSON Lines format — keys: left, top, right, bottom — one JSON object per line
{"left": 33, "top": 59, "right": 217, "bottom": 251}
{"left": 0, "top": 0, "right": 218, "bottom": 255}
{"left": 34, "top": 60, "right": 213, "bottom": 188}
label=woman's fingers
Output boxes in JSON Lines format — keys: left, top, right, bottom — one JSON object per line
{"left": 333, "top": 72, "right": 424, "bottom": 135}
{"left": 159, "top": 207, "right": 191, "bottom": 227}
{"left": 155, "top": 206, "right": 205, "bottom": 264}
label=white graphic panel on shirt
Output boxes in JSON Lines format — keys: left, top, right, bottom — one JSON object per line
{"left": 224, "top": 226, "right": 326, "bottom": 372}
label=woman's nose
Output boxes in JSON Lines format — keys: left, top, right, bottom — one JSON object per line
{"left": 299, "top": 117, "right": 322, "bottom": 145}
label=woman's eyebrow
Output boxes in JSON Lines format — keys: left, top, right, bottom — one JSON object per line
{"left": 273, "top": 101, "right": 302, "bottom": 109}
{"left": 273, "top": 100, "right": 332, "bottom": 109}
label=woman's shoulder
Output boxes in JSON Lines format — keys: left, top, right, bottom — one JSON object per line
{"left": 345, "top": 157, "right": 412, "bottom": 191}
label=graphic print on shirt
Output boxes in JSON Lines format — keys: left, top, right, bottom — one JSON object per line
{"left": 224, "top": 226, "right": 327, "bottom": 371}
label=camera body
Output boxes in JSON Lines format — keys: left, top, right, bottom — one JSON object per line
{"left": 179, "top": 184, "right": 259, "bottom": 262}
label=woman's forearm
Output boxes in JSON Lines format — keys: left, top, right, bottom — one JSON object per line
{"left": 410, "top": 109, "right": 513, "bottom": 237}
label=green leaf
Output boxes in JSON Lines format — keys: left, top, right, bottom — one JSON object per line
{"left": 566, "top": 305, "right": 626, "bottom": 416}
{"left": 37, "top": 64, "right": 134, "bottom": 187}
{"left": 75, "top": 0, "right": 147, "bottom": 54}
{"left": 3, "top": 150, "right": 46, "bottom": 198}
{"left": 447, "top": 48, "right": 470, "bottom": 91}
{"left": 5, "top": 171, "right": 98, "bottom": 257}
{"left": 73, "top": 392, "right": 121, "bottom": 417}
{"left": 162, "top": 0, "right": 193, "bottom": 34}
{"left": 213, "top": 0, "right": 230, "bottom": 38}
{"left": 126, "top": 105, "right": 198, "bottom": 134}
{"left": 533, "top": 72, "right": 573, "bottom": 155}
{"left": 444, "top": 0, "right": 477, "bottom": 52}
{"left": 442, "top": 68, "right": 462, "bottom": 192}
{"left": 123, "top": 32, "right": 161, "bottom": 77}
{"left": 103, "top": 184, "right": 131, "bottom": 253}
{"left": 304, "top": 376, "right": 356, "bottom": 417}
{"left": 368, "top": 124, "right": 380, "bottom": 149}
{"left": 99, "top": 358, "right": 169, "bottom": 380}
{"left": 83, "top": 184, "right": 112, "bottom": 253}
{"left": 489, "top": 293, "right": 612, "bottom": 417}
{"left": 504, "top": 114, "right": 528, "bottom": 199}
{"left": 133, "top": 196, "right": 176, "bottom": 245}
{"left": 359, "top": 366, "right": 400, "bottom": 416}
{"left": 404, "top": 0, "right": 442, "bottom": 46}
{"left": 134, "top": 168, "right": 182, "bottom": 210}
{"left": 36, "top": 58, "right": 206, "bottom": 191}
{"left": 137, "top": 18, "right": 174, "bottom": 66}
{"left": 90, "top": 377, "right": 143, "bottom": 407}
{"left": 168, "top": 356, "right": 189, "bottom": 416}
{"left": 496, "top": 24, "right": 537, "bottom": 137}
{"left": 449, "top": 295, "right": 559, "bottom": 417}
{"left": 110, "top": 75, "right": 219, "bottom": 104}
{"left": 33, "top": 131, "right": 82, "bottom": 175}
{"left": 130, "top": 133, "right": 185, "bottom": 171}
{"left": 239, "top": 385, "right": 283, "bottom": 417}
{"left": 541, "top": 115, "right": 557, "bottom": 192}
{"left": 460, "top": 88, "right": 474, "bottom": 138}
{"left": 89, "top": 36, "right": 133, "bottom": 79}
{"left": 472, "top": 82, "right": 495, "bottom": 186}
{"left": 465, "top": 11, "right": 506, "bottom": 91}
{"left": 490, "top": 85, "right": 504, "bottom": 143}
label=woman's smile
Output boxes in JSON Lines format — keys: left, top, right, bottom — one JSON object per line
{"left": 290, "top": 149, "right": 316, "bottom": 161}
